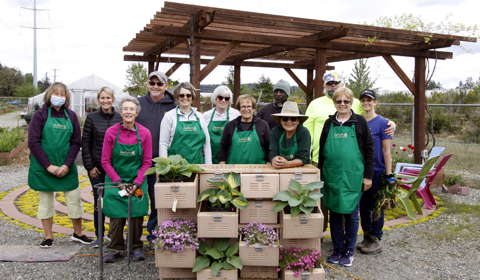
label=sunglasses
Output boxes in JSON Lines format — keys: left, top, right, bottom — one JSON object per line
{"left": 178, "top": 94, "right": 192, "bottom": 99}
{"left": 326, "top": 81, "right": 340, "bottom": 86}
{"left": 335, "top": 99, "right": 351, "bottom": 105}
{"left": 281, "top": 117, "right": 299, "bottom": 122}
{"left": 216, "top": 96, "right": 230, "bottom": 101}
{"left": 148, "top": 81, "right": 165, "bottom": 87}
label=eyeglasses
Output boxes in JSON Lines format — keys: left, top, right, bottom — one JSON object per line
{"left": 178, "top": 94, "right": 192, "bottom": 99}
{"left": 240, "top": 105, "right": 253, "bottom": 110}
{"left": 281, "top": 117, "right": 298, "bottom": 122}
{"left": 326, "top": 81, "right": 340, "bottom": 86}
{"left": 217, "top": 96, "right": 230, "bottom": 101}
{"left": 335, "top": 99, "right": 351, "bottom": 105}
{"left": 148, "top": 81, "right": 165, "bottom": 87}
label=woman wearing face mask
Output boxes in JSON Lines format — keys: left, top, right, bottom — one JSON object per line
{"left": 28, "top": 82, "right": 93, "bottom": 248}
{"left": 81, "top": 87, "right": 121, "bottom": 247}
{"left": 202, "top": 86, "right": 240, "bottom": 163}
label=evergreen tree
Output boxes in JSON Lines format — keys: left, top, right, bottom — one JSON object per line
{"left": 125, "top": 63, "right": 148, "bottom": 96}
{"left": 253, "top": 75, "right": 273, "bottom": 102}
{"left": 346, "top": 59, "right": 375, "bottom": 98}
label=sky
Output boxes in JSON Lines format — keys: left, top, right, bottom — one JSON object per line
{"left": 1, "top": 0, "right": 479, "bottom": 93}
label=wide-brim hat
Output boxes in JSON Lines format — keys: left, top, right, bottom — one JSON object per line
{"left": 272, "top": 101, "right": 308, "bottom": 122}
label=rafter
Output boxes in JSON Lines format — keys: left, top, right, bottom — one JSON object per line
{"left": 200, "top": 42, "right": 238, "bottom": 80}
{"left": 383, "top": 55, "right": 415, "bottom": 94}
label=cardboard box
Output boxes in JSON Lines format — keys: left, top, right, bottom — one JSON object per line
{"left": 282, "top": 268, "right": 325, "bottom": 280}
{"left": 197, "top": 202, "right": 239, "bottom": 238}
{"left": 239, "top": 240, "right": 279, "bottom": 266}
{"left": 157, "top": 208, "right": 198, "bottom": 224}
{"left": 281, "top": 207, "right": 323, "bottom": 239}
{"left": 158, "top": 267, "right": 195, "bottom": 279}
{"left": 279, "top": 173, "right": 321, "bottom": 191}
{"left": 155, "top": 247, "right": 195, "bottom": 268}
{"left": 240, "top": 200, "right": 278, "bottom": 224}
{"left": 280, "top": 237, "right": 321, "bottom": 251}
{"left": 197, "top": 268, "right": 238, "bottom": 280}
{"left": 155, "top": 174, "right": 198, "bottom": 209}
{"left": 241, "top": 174, "right": 279, "bottom": 199}
{"left": 240, "top": 266, "right": 278, "bottom": 279}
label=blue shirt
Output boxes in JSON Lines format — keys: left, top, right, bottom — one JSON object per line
{"left": 367, "top": 115, "right": 392, "bottom": 172}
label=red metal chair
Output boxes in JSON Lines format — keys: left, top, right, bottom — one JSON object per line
{"left": 397, "top": 154, "right": 453, "bottom": 209}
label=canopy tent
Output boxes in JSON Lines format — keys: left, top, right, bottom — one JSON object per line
{"left": 27, "top": 74, "right": 130, "bottom": 118}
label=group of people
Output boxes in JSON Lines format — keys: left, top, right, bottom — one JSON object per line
{"left": 28, "top": 70, "right": 395, "bottom": 267}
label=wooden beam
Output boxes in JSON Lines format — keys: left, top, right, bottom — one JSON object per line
{"left": 165, "top": 62, "right": 182, "bottom": 77}
{"left": 189, "top": 14, "right": 201, "bottom": 108}
{"left": 409, "top": 39, "right": 458, "bottom": 50}
{"left": 154, "top": 54, "right": 161, "bottom": 71}
{"left": 306, "top": 69, "right": 314, "bottom": 105}
{"left": 284, "top": 68, "right": 308, "bottom": 94}
{"left": 200, "top": 42, "right": 238, "bottom": 81}
{"left": 234, "top": 65, "right": 241, "bottom": 104}
{"left": 314, "top": 49, "right": 327, "bottom": 99}
{"left": 148, "top": 61, "right": 154, "bottom": 74}
{"left": 414, "top": 57, "right": 426, "bottom": 163}
{"left": 383, "top": 55, "right": 416, "bottom": 94}
{"left": 154, "top": 25, "right": 453, "bottom": 59}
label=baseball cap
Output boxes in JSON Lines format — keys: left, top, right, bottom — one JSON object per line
{"left": 148, "top": 71, "right": 168, "bottom": 83}
{"left": 360, "top": 89, "right": 376, "bottom": 100}
{"left": 323, "top": 72, "right": 342, "bottom": 84}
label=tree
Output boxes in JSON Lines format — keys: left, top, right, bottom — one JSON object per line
{"left": 0, "top": 65, "right": 24, "bottom": 96}
{"left": 125, "top": 63, "right": 148, "bottom": 96}
{"left": 253, "top": 75, "right": 273, "bottom": 102}
{"left": 223, "top": 66, "right": 235, "bottom": 91}
{"left": 426, "top": 80, "right": 442, "bottom": 90}
{"left": 14, "top": 83, "right": 36, "bottom": 97}
{"left": 37, "top": 73, "right": 51, "bottom": 92}
{"left": 346, "top": 59, "right": 375, "bottom": 98}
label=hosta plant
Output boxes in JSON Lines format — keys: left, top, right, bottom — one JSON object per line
{"left": 272, "top": 180, "right": 323, "bottom": 216}
{"left": 192, "top": 239, "right": 243, "bottom": 276}
{"left": 153, "top": 218, "right": 199, "bottom": 253}
{"left": 239, "top": 222, "right": 278, "bottom": 247}
{"left": 198, "top": 172, "right": 248, "bottom": 210}
{"left": 145, "top": 154, "right": 203, "bottom": 182}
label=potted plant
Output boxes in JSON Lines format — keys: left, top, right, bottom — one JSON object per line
{"left": 192, "top": 239, "right": 242, "bottom": 280}
{"left": 272, "top": 179, "right": 324, "bottom": 239}
{"left": 145, "top": 155, "right": 204, "bottom": 211}
{"left": 197, "top": 172, "right": 248, "bottom": 238}
{"left": 279, "top": 247, "right": 324, "bottom": 280}
{"left": 153, "top": 218, "right": 199, "bottom": 268}
{"left": 443, "top": 174, "right": 469, "bottom": 195}
{"left": 239, "top": 222, "right": 279, "bottom": 266}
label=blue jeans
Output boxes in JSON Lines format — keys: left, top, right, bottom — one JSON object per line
{"left": 146, "top": 174, "right": 157, "bottom": 241}
{"left": 360, "top": 170, "right": 384, "bottom": 239}
{"left": 329, "top": 206, "right": 360, "bottom": 255}
{"left": 89, "top": 174, "right": 106, "bottom": 238}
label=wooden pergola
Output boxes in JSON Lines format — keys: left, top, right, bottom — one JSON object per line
{"left": 123, "top": 1, "right": 476, "bottom": 163}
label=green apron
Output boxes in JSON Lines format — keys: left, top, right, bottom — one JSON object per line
{"left": 278, "top": 131, "right": 298, "bottom": 161}
{"left": 321, "top": 123, "right": 364, "bottom": 214}
{"left": 227, "top": 124, "right": 265, "bottom": 164}
{"left": 168, "top": 108, "right": 206, "bottom": 164}
{"left": 28, "top": 107, "right": 78, "bottom": 192}
{"left": 103, "top": 125, "right": 149, "bottom": 218}
{"left": 208, "top": 108, "right": 229, "bottom": 164}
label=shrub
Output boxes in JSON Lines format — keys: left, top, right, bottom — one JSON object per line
{"left": 0, "top": 128, "right": 25, "bottom": 152}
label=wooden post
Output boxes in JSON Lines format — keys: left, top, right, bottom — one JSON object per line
{"left": 234, "top": 64, "right": 241, "bottom": 105}
{"left": 148, "top": 60, "right": 154, "bottom": 74}
{"left": 314, "top": 49, "right": 327, "bottom": 99}
{"left": 306, "top": 69, "right": 314, "bottom": 105}
{"left": 414, "top": 57, "right": 426, "bottom": 163}
{"left": 189, "top": 13, "right": 201, "bottom": 109}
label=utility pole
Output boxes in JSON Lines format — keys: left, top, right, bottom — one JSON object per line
{"left": 53, "top": 68, "right": 58, "bottom": 82}
{"left": 21, "top": 0, "right": 49, "bottom": 88}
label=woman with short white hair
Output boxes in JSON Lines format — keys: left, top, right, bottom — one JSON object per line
{"left": 203, "top": 85, "right": 240, "bottom": 163}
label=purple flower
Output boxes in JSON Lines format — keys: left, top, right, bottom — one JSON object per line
{"left": 239, "top": 222, "right": 278, "bottom": 247}
{"left": 153, "top": 218, "right": 199, "bottom": 253}
{"left": 279, "top": 247, "right": 321, "bottom": 275}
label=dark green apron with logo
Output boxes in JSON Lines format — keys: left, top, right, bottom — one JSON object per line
{"left": 103, "top": 126, "right": 149, "bottom": 218}
{"left": 208, "top": 108, "right": 229, "bottom": 164}
{"left": 168, "top": 108, "right": 206, "bottom": 164}
{"left": 322, "top": 123, "right": 364, "bottom": 214}
{"left": 28, "top": 107, "right": 78, "bottom": 192}
{"left": 227, "top": 124, "right": 265, "bottom": 164}
{"left": 278, "top": 131, "right": 298, "bottom": 161}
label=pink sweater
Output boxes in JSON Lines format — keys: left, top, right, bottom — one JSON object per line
{"left": 101, "top": 122, "right": 152, "bottom": 185}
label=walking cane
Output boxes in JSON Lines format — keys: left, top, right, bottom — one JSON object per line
{"left": 126, "top": 184, "right": 133, "bottom": 266}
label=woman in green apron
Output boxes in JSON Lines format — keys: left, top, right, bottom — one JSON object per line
{"left": 203, "top": 86, "right": 240, "bottom": 163}
{"left": 318, "top": 87, "right": 374, "bottom": 267}
{"left": 28, "top": 82, "right": 92, "bottom": 248}
{"left": 269, "top": 101, "right": 311, "bottom": 169}
{"left": 159, "top": 82, "right": 212, "bottom": 164}
{"left": 218, "top": 94, "right": 270, "bottom": 164}
{"left": 101, "top": 97, "right": 152, "bottom": 263}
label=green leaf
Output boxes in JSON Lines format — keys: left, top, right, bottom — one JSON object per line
{"left": 205, "top": 248, "right": 224, "bottom": 260}
{"left": 157, "top": 164, "right": 172, "bottom": 176}
{"left": 304, "top": 181, "right": 323, "bottom": 191}
{"left": 272, "top": 190, "right": 291, "bottom": 202}
{"left": 231, "top": 189, "right": 242, "bottom": 196}
{"left": 198, "top": 240, "right": 209, "bottom": 255}
{"left": 213, "top": 239, "right": 230, "bottom": 252}
{"left": 308, "top": 192, "right": 323, "bottom": 201}
{"left": 226, "top": 256, "right": 243, "bottom": 269}
{"left": 153, "top": 157, "right": 170, "bottom": 164}
{"left": 303, "top": 197, "right": 317, "bottom": 207}
{"left": 209, "top": 195, "right": 219, "bottom": 204}
{"left": 198, "top": 189, "right": 216, "bottom": 202}
{"left": 180, "top": 170, "right": 193, "bottom": 178}
{"left": 192, "top": 256, "right": 210, "bottom": 272}
{"left": 272, "top": 202, "right": 288, "bottom": 212}
{"left": 226, "top": 172, "right": 241, "bottom": 189}
{"left": 210, "top": 261, "right": 223, "bottom": 276}
{"left": 222, "top": 262, "right": 234, "bottom": 270}
{"left": 300, "top": 205, "right": 314, "bottom": 215}
{"left": 288, "top": 180, "right": 302, "bottom": 193}
{"left": 144, "top": 167, "right": 156, "bottom": 176}
{"left": 290, "top": 207, "right": 302, "bottom": 216}
{"left": 169, "top": 155, "right": 184, "bottom": 165}
{"left": 396, "top": 189, "right": 417, "bottom": 219}
{"left": 288, "top": 196, "right": 303, "bottom": 207}
{"left": 225, "top": 243, "right": 238, "bottom": 257}
{"left": 232, "top": 197, "right": 249, "bottom": 209}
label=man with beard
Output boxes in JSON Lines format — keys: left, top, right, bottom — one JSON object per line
{"left": 257, "top": 79, "right": 291, "bottom": 129}
{"left": 136, "top": 71, "right": 176, "bottom": 243}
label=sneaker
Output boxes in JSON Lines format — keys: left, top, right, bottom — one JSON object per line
{"left": 70, "top": 233, "right": 93, "bottom": 245}
{"left": 91, "top": 239, "right": 102, "bottom": 248}
{"left": 360, "top": 235, "right": 382, "bottom": 255}
{"left": 131, "top": 249, "right": 145, "bottom": 262}
{"left": 326, "top": 251, "right": 342, "bottom": 264}
{"left": 339, "top": 253, "right": 354, "bottom": 267}
{"left": 39, "top": 239, "right": 53, "bottom": 248}
{"left": 103, "top": 252, "right": 124, "bottom": 263}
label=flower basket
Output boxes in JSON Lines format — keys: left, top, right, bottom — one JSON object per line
{"left": 238, "top": 223, "right": 279, "bottom": 266}
{"left": 155, "top": 247, "right": 195, "bottom": 268}
{"left": 279, "top": 248, "right": 323, "bottom": 280}
{"left": 282, "top": 268, "right": 325, "bottom": 280}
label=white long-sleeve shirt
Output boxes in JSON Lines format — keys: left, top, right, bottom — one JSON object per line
{"left": 159, "top": 106, "right": 212, "bottom": 164}
{"left": 202, "top": 107, "right": 241, "bottom": 125}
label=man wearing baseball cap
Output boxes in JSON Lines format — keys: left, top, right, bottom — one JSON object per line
{"left": 136, "top": 71, "right": 176, "bottom": 243}
{"left": 257, "top": 79, "right": 291, "bottom": 129}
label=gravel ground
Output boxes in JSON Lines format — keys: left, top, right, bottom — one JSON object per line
{"left": 1, "top": 165, "right": 479, "bottom": 280}
{"left": 0, "top": 111, "right": 26, "bottom": 129}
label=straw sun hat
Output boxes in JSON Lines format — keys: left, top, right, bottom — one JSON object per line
{"left": 271, "top": 101, "right": 308, "bottom": 123}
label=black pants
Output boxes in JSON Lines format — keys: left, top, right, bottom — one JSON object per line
{"left": 89, "top": 173, "right": 106, "bottom": 238}
{"left": 108, "top": 217, "right": 144, "bottom": 251}
{"left": 146, "top": 174, "right": 157, "bottom": 239}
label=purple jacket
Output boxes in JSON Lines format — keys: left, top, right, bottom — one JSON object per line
{"left": 28, "top": 104, "right": 81, "bottom": 169}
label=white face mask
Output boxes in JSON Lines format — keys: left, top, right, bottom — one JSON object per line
{"left": 51, "top": 95, "right": 66, "bottom": 107}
